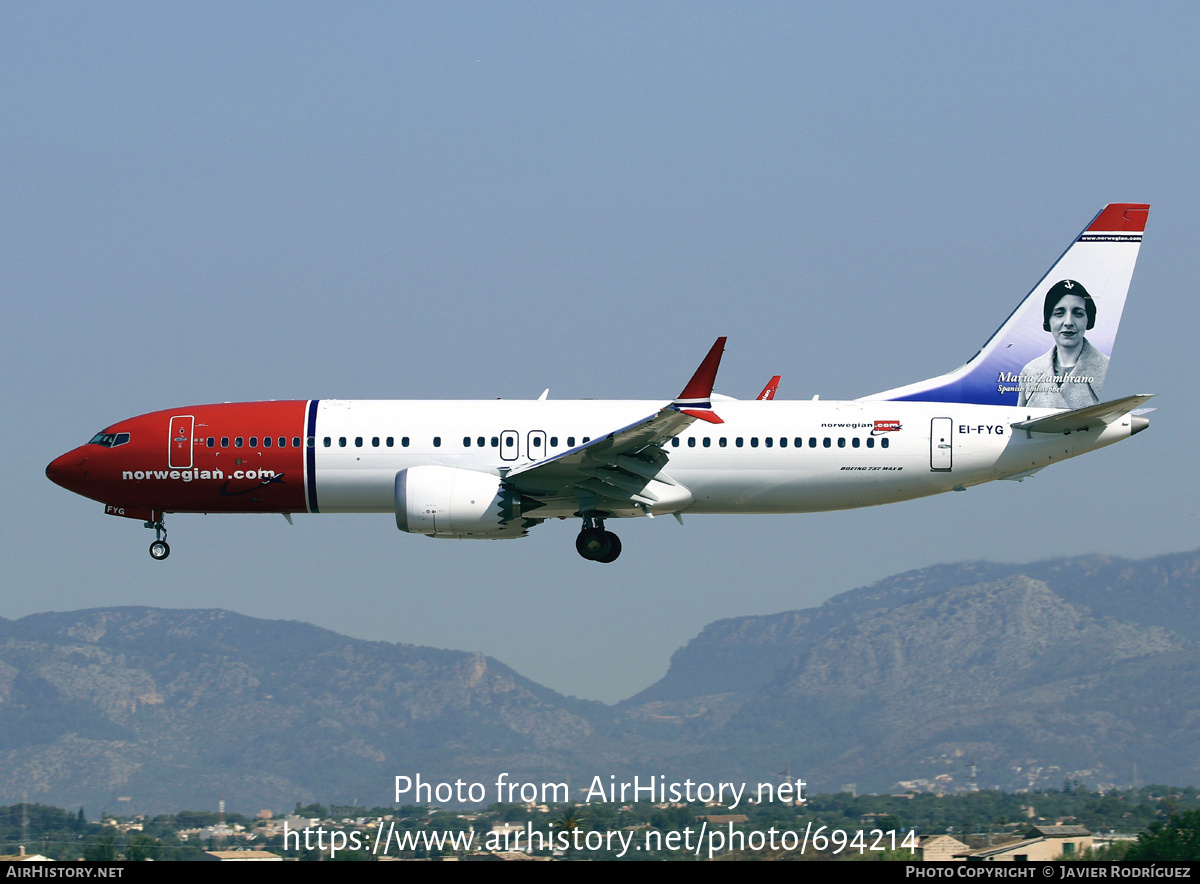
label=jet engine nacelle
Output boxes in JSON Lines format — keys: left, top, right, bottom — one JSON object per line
{"left": 395, "top": 466, "right": 533, "bottom": 538}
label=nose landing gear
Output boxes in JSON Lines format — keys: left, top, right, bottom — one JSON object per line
{"left": 576, "top": 512, "right": 621, "bottom": 563}
{"left": 145, "top": 517, "right": 170, "bottom": 560}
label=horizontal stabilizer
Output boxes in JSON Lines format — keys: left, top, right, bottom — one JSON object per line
{"left": 1010, "top": 394, "right": 1155, "bottom": 435}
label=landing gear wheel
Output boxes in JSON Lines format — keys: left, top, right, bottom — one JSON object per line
{"left": 596, "top": 531, "right": 621, "bottom": 563}
{"left": 576, "top": 527, "right": 611, "bottom": 561}
{"left": 144, "top": 514, "right": 169, "bottom": 560}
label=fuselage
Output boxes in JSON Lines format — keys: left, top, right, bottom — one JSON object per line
{"left": 45, "top": 397, "right": 1137, "bottom": 520}
{"left": 43, "top": 202, "right": 1153, "bottom": 563}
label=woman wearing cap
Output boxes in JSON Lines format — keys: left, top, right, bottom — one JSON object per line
{"left": 1017, "top": 279, "right": 1109, "bottom": 408}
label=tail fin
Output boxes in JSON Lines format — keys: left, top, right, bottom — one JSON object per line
{"left": 866, "top": 203, "right": 1149, "bottom": 406}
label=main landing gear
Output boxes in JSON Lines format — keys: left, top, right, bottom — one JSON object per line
{"left": 575, "top": 512, "right": 621, "bottom": 563}
{"left": 145, "top": 517, "right": 170, "bottom": 561}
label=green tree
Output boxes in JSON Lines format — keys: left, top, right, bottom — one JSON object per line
{"left": 1127, "top": 808, "right": 1200, "bottom": 861}
{"left": 83, "top": 836, "right": 115, "bottom": 862}
{"left": 127, "top": 835, "right": 159, "bottom": 862}
{"left": 554, "top": 805, "right": 585, "bottom": 857}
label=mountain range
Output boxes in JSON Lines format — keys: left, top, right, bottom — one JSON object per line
{"left": 3, "top": 550, "right": 1200, "bottom": 812}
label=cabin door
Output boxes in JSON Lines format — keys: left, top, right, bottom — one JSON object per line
{"left": 930, "top": 418, "right": 953, "bottom": 471}
{"left": 169, "top": 415, "right": 194, "bottom": 469}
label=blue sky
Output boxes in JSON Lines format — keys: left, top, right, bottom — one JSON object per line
{"left": 5, "top": 2, "right": 1197, "bottom": 703}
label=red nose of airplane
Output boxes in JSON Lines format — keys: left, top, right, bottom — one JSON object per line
{"left": 46, "top": 449, "right": 91, "bottom": 495}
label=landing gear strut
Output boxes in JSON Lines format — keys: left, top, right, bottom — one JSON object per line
{"left": 575, "top": 512, "right": 621, "bottom": 563}
{"left": 145, "top": 517, "right": 170, "bottom": 561}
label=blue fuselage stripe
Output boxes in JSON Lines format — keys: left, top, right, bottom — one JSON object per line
{"left": 306, "top": 400, "right": 320, "bottom": 513}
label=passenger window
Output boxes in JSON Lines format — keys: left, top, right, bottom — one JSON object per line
{"left": 751, "top": 437, "right": 759, "bottom": 448}
{"left": 567, "top": 436, "right": 576, "bottom": 447}
{"left": 881, "top": 437, "right": 889, "bottom": 449}
{"left": 736, "top": 437, "right": 744, "bottom": 447}
{"left": 402, "top": 437, "right": 410, "bottom": 447}
{"left": 719, "top": 437, "right": 727, "bottom": 447}
{"left": 823, "top": 438, "right": 831, "bottom": 448}
{"left": 206, "top": 437, "right": 215, "bottom": 448}
{"left": 672, "top": 438, "right": 680, "bottom": 448}
{"left": 235, "top": 437, "right": 244, "bottom": 448}
{"left": 433, "top": 437, "right": 441, "bottom": 447}
{"left": 221, "top": 437, "right": 229, "bottom": 448}
{"left": 583, "top": 437, "right": 590, "bottom": 443}
{"left": 263, "top": 436, "right": 272, "bottom": 448}
{"left": 809, "top": 437, "right": 817, "bottom": 447}
{"left": 838, "top": 437, "right": 846, "bottom": 448}
{"left": 249, "top": 437, "right": 258, "bottom": 448}
{"left": 533, "top": 437, "right": 542, "bottom": 448}
{"left": 386, "top": 437, "right": 394, "bottom": 447}
{"left": 463, "top": 437, "right": 471, "bottom": 447}
{"left": 490, "top": 437, "right": 499, "bottom": 447}
{"left": 795, "top": 437, "right": 803, "bottom": 447}
{"left": 852, "top": 437, "right": 860, "bottom": 448}
{"left": 372, "top": 437, "right": 380, "bottom": 447}
{"left": 550, "top": 436, "right": 558, "bottom": 447}
{"left": 703, "top": 437, "right": 711, "bottom": 448}
{"left": 867, "top": 437, "right": 875, "bottom": 448}
{"left": 687, "top": 437, "right": 696, "bottom": 447}
{"left": 504, "top": 436, "right": 513, "bottom": 447}
{"left": 477, "top": 436, "right": 485, "bottom": 447}
{"left": 780, "top": 437, "right": 787, "bottom": 448}
{"left": 765, "top": 437, "right": 773, "bottom": 448}
{"left": 355, "top": 437, "right": 363, "bottom": 447}
{"left": 339, "top": 437, "right": 347, "bottom": 447}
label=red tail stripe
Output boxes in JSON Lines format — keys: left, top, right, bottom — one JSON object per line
{"left": 1086, "top": 203, "right": 1149, "bottom": 233}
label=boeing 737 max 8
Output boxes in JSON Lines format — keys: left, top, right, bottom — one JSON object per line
{"left": 46, "top": 203, "right": 1152, "bottom": 562}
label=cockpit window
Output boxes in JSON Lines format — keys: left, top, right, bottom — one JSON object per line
{"left": 88, "top": 432, "right": 131, "bottom": 448}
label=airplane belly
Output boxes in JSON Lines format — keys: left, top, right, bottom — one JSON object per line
{"left": 679, "top": 454, "right": 944, "bottom": 514}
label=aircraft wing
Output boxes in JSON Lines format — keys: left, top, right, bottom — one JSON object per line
{"left": 504, "top": 339, "right": 726, "bottom": 505}
{"left": 504, "top": 403, "right": 694, "bottom": 483}
{"left": 1010, "top": 394, "right": 1156, "bottom": 435}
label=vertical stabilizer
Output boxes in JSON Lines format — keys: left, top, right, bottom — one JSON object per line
{"left": 865, "top": 203, "right": 1148, "bottom": 406}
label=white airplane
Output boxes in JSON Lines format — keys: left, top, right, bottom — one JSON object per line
{"left": 46, "top": 203, "right": 1152, "bottom": 563}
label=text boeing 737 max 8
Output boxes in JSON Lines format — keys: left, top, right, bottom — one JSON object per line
{"left": 47, "top": 203, "right": 1152, "bottom": 563}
